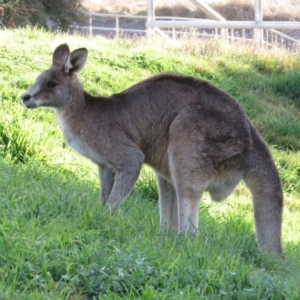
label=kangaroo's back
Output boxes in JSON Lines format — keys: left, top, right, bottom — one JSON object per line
{"left": 106, "top": 74, "right": 251, "bottom": 170}
{"left": 120, "top": 73, "right": 244, "bottom": 114}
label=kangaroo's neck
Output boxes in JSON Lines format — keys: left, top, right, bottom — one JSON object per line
{"left": 53, "top": 90, "right": 111, "bottom": 138}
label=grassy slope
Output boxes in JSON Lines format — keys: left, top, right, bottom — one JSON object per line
{"left": 0, "top": 28, "right": 300, "bottom": 299}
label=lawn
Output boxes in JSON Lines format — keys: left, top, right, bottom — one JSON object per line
{"left": 0, "top": 28, "right": 300, "bottom": 299}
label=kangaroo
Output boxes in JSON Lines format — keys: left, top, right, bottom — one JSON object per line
{"left": 22, "top": 44, "right": 283, "bottom": 254}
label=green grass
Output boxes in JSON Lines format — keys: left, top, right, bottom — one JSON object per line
{"left": 0, "top": 28, "right": 300, "bottom": 299}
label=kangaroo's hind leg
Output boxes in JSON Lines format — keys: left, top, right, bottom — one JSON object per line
{"left": 168, "top": 137, "right": 208, "bottom": 234}
{"left": 156, "top": 174, "right": 178, "bottom": 233}
{"left": 168, "top": 104, "right": 250, "bottom": 234}
{"left": 168, "top": 150, "right": 205, "bottom": 234}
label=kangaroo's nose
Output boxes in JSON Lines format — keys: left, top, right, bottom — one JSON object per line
{"left": 22, "top": 94, "right": 31, "bottom": 102}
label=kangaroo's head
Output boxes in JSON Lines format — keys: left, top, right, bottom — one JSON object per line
{"left": 22, "top": 44, "right": 88, "bottom": 109}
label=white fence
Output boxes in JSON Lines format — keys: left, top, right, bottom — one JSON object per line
{"left": 146, "top": 0, "right": 300, "bottom": 50}
{"left": 71, "top": 13, "right": 208, "bottom": 38}
{"left": 70, "top": 12, "right": 300, "bottom": 51}
{"left": 71, "top": 0, "right": 300, "bottom": 51}
{"left": 72, "top": 13, "right": 147, "bottom": 37}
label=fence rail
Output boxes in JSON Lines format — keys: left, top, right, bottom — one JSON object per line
{"left": 147, "top": 20, "right": 300, "bottom": 29}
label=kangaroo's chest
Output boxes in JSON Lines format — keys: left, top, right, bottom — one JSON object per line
{"left": 67, "top": 131, "right": 102, "bottom": 163}
{"left": 56, "top": 112, "right": 106, "bottom": 165}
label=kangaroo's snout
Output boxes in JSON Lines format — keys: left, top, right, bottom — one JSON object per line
{"left": 21, "top": 92, "right": 37, "bottom": 109}
{"left": 22, "top": 93, "right": 31, "bottom": 102}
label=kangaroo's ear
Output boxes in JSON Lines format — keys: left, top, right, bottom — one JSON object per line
{"left": 52, "top": 44, "right": 70, "bottom": 67}
{"left": 65, "top": 48, "right": 88, "bottom": 74}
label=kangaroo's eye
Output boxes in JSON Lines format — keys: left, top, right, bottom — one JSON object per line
{"left": 47, "top": 81, "right": 57, "bottom": 88}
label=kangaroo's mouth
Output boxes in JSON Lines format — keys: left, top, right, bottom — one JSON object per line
{"left": 22, "top": 93, "right": 39, "bottom": 109}
{"left": 22, "top": 99, "right": 39, "bottom": 109}
{"left": 23, "top": 102, "right": 37, "bottom": 109}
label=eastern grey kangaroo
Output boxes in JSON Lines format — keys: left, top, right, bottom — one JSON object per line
{"left": 22, "top": 44, "right": 283, "bottom": 254}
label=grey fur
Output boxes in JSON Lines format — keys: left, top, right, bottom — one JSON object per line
{"left": 22, "top": 44, "right": 283, "bottom": 254}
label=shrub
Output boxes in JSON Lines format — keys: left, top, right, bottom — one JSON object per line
{"left": 0, "top": 0, "right": 86, "bottom": 30}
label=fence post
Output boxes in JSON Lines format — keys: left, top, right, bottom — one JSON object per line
{"left": 254, "top": 0, "right": 262, "bottom": 47}
{"left": 89, "top": 14, "right": 92, "bottom": 37}
{"left": 147, "top": 0, "right": 155, "bottom": 37}
{"left": 172, "top": 18, "right": 176, "bottom": 39}
{"left": 116, "top": 16, "right": 119, "bottom": 38}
